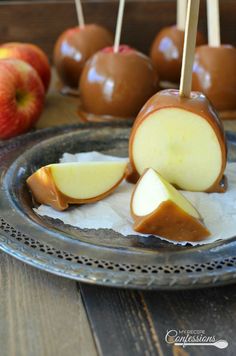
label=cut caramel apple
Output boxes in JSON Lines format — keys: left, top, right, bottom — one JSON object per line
{"left": 27, "top": 161, "right": 127, "bottom": 211}
{"left": 131, "top": 168, "right": 210, "bottom": 242}
{"left": 128, "top": 89, "right": 227, "bottom": 193}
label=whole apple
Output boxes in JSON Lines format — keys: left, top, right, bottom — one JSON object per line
{"left": 79, "top": 45, "right": 159, "bottom": 118}
{"left": 0, "top": 59, "right": 45, "bottom": 139}
{"left": 150, "top": 26, "right": 206, "bottom": 83}
{"left": 0, "top": 43, "right": 51, "bottom": 91}
{"left": 53, "top": 24, "right": 113, "bottom": 88}
{"left": 192, "top": 45, "right": 236, "bottom": 111}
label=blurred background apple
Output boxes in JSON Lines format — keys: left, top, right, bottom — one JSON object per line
{"left": 80, "top": 45, "right": 159, "bottom": 118}
{"left": 54, "top": 24, "right": 113, "bottom": 88}
{"left": 0, "top": 59, "right": 45, "bottom": 139}
{"left": 0, "top": 42, "right": 51, "bottom": 91}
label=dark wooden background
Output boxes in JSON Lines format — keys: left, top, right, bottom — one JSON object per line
{"left": 0, "top": 0, "right": 235, "bottom": 61}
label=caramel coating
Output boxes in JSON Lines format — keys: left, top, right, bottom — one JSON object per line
{"left": 26, "top": 166, "right": 124, "bottom": 211}
{"left": 128, "top": 89, "right": 227, "bottom": 193}
{"left": 192, "top": 45, "right": 236, "bottom": 111}
{"left": 131, "top": 199, "right": 210, "bottom": 242}
{"left": 53, "top": 24, "right": 113, "bottom": 88}
{"left": 150, "top": 26, "right": 206, "bottom": 83}
{"left": 79, "top": 46, "right": 159, "bottom": 118}
{"left": 27, "top": 166, "right": 68, "bottom": 210}
{"left": 27, "top": 166, "right": 125, "bottom": 211}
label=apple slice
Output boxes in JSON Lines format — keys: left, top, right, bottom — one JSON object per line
{"left": 27, "top": 161, "right": 127, "bottom": 211}
{"left": 128, "top": 89, "right": 227, "bottom": 193}
{"left": 131, "top": 168, "right": 210, "bottom": 242}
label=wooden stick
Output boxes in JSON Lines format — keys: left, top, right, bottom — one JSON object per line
{"left": 179, "top": 0, "right": 200, "bottom": 98}
{"left": 177, "top": 0, "right": 188, "bottom": 31}
{"left": 114, "top": 0, "right": 126, "bottom": 53}
{"left": 75, "top": 0, "right": 85, "bottom": 27}
{"left": 207, "top": 0, "right": 221, "bottom": 47}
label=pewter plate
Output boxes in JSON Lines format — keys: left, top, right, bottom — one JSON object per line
{"left": 1, "top": 123, "right": 236, "bottom": 290}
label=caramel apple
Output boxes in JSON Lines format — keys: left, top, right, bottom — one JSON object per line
{"left": 131, "top": 168, "right": 210, "bottom": 242}
{"left": 128, "top": 89, "right": 227, "bottom": 192}
{"left": 27, "top": 161, "right": 127, "bottom": 211}
{"left": 192, "top": 45, "right": 236, "bottom": 111}
{"left": 53, "top": 24, "right": 113, "bottom": 88}
{"left": 150, "top": 26, "right": 205, "bottom": 84}
{"left": 79, "top": 45, "right": 159, "bottom": 118}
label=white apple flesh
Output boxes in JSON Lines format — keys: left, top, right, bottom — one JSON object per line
{"left": 132, "top": 168, "right": 199, "bottom": 218}
{"left": 131, "top": 168, "right": 210, "bottom": 242}
{"left": 27, "top": 160, "right": 127, "bottom": 210}
{"left": 50, "top": 161, "right": 127, "bottom": 199}
{"left": 132, "top": 108, "right": 222, "bottom": 191}
{"left": 128, "top": 90, "right": 227, "bottom": 193}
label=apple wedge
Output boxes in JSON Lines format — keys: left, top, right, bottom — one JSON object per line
{"left": 27, "top": 161, "right": 127, "bottom": 211}
{"left": 128, "top": 90, "right": 227, "bottom": 193}
{"left": 131, "top": 168, "right": 210, "bottom": 242}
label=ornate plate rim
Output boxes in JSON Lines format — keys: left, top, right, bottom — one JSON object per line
{"left": 1, "top": 123, "right": 236, "bottom": 290}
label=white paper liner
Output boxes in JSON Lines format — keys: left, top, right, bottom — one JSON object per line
{"left": 34, "top": 152, "right": 236, "bottom": 246}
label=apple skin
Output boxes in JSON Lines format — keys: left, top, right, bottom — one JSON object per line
{"left": 192, "top": 45, "right": 236, "bottom": 111}
{"left": 128, "top": 89, "right": 227, "bottom": 192}
{"left": 150, "top": 26, "right": 206, "bottom": 83}
{"left": 0, "top": 42, "right": 51, "bottom": 91}
{"left": 0, "top": 59, "right": 45, "bottom": 139}
{"left": 79, "top": 45, "right": 159, "bottom": 118}
{"left": 53, "top": 24, "right": 113, "bottom": 88}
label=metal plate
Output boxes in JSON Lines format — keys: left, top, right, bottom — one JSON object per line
{"left": 1, "top": 123, "right": 236, "bottom": 290}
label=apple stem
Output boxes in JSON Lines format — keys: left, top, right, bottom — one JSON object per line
{"left": 177, "top": 0, "right": 188, "bottom": 31}
{"left": 75, "top": 0, "right": 85, "bottom": 28}
{"left": 114, "top": 0, "right": 126, "bottom": 53}
{"left": 179, "top": 0, "right": 200, "bottom": 98}
{"left": 207, "top": 0, "right": 221, "bottom": 47}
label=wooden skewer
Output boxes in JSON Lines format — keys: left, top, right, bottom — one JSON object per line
{"left": 179, "top": 0, "right": 200, "bottom": 98}
{"left": 114, "top": 0, "right": 126, "bottom": 53}
{"left": 177, "top": 0, "right": 188, "bottom": 31}
{"left": 207, "top": 0, "right": 221, "bottom": 47}
{"left": 75, "top": 0, "right": 85, "bottom": 28}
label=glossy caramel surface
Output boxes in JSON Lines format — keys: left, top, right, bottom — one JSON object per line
{"left": 150, "top": 26, "right": 205, "bottom": 83}
{"left": 79, "top": 46, "right": 159, "bottom": 118}
{"left": 53, "top": 24, "right": 113, "bottom": 88}
{"left": 192, "top": 45, "right": 236, "bottom": 111}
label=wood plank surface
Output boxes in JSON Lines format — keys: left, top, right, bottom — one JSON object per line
{"left": 80, "top": 283, "right": 236, "bottom": 356}
{"left": 0, "top": 251, "right": 97, "bottom": 356}
{"left": 0, "top": 0, "right": 236, "bottom": 61}
{"left": 80, "top": 284, "right": 163, "bottom": 356}
{"left": 36, "top": 72, "right": 80, "bottom": 129}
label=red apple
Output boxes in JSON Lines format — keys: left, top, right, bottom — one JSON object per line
{"left": 53, "top": 24, "right": 113, "bottom": 88}
{"left": 0, "top": 43, "right": 51, "bottom": 91}
{"left": 0, "top": 59, "right": 45, "bottom": 140}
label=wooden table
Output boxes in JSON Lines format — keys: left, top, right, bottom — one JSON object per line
{"left": 1, "top": 73, "right": 236, "bottom": 356}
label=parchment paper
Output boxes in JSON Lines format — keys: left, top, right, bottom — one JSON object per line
{"left": 34, "top": 152, "right": 236, "bottom": 246}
